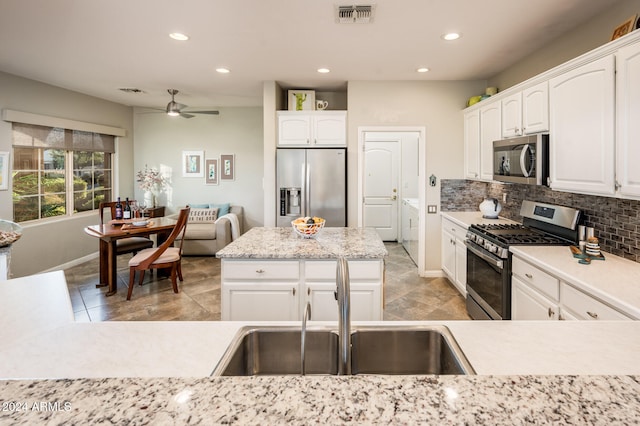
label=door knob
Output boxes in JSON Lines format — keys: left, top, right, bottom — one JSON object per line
{"left": 391, "top": 195, "right": 397, "bottom": 201}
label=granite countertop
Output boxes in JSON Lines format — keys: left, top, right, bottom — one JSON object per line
{"left": 3, "top": 375, "right": 639, "bottom": 425}
{"left": 216, "top": 227, "right": 388, "bottom": 259}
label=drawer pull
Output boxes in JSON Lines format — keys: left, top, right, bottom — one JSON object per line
{"left": 548, "top": 307, "right": 555, "bottom": 318}
{"left": 587, "top": 311, "right": 598, "bottom": 319}
{"left": 256, "top": 269, "right": 265, "bottom": 274}
{"left": 292, "top": 288, "right": 296, "bottom": 296}
{"left": 525, "top": 273, "right": 533, "bottom": 279}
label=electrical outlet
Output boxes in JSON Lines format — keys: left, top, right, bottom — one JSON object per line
{"left": 427, "top": 205, "right": 437, "bottom": 214}
{"left": 502, "top": 193, "right": 507, "bottom": 203}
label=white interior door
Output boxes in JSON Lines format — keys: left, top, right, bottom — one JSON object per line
{"left": 363, "top": 140, "right": 399, "bottom": 241}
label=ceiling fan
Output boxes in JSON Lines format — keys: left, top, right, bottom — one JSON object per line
{"left": 163, "top": 89, "right": 220, "bottom": 118}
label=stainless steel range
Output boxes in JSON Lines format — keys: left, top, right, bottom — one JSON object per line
{"left": 465, "top": 200, "right": 581, "bottom": 320}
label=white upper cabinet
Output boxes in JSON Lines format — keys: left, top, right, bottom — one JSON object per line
{"left": 522, "top": 81, "right": 549, "bottom": 135}
{"left": 549, "top": 55, "right": 615, "bottom": 196}
{"left": 502, "top": 81, "right": 549, "bottom": 138}
{"left": 479, "top": 101, "right": 501, "bottom": 181}
{"left": 616, "top": 41, "right": 640, "bottom": 199}
{"left": 464, "top": 109, "right": 481, "bottom": 180}
{"left": 277, "top": 111, "right": 346, "bottom": 147}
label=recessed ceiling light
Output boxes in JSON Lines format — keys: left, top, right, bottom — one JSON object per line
{"left": 442, "top": 32, "right": 461, "bottom": 41}
{"left": 216, "top": 68, "right": 230, "bottom": 74}
{"left": 317, "top": 68, "right": 331, "bottom": 74}
{"left": 169, "top": 32, "right": 189, "bottom": 41}
{"left": 416, "top": 67, "right": 430, "bottom": 73}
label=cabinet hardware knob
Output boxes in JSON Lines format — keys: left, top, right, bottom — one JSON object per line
{"left": 256, "top": 269, "right": 265, "bottom": 273}
{"left": 307, "top": 288, "right": 310, "bottom": 295}
{"left": 525, "top": 273, "right": 533, "bottom": 279}
{"left": 293, "top": 288, "right": 296, "bottom": 296}
{"left": 548, "top": 307, "right": 555, "bottom": 318}
{"left": 587, "top": 311, "right": 598, "bottom": 319}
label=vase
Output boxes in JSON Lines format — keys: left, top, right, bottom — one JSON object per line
{"left": 144, "top": 191, "right": 155, "bottom": 208}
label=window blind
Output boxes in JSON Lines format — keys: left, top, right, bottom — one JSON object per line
{"left": 12, "top": 123, "right": 115, "bottom": 153}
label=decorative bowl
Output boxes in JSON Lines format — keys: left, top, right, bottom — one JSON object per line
{"left": 0, "top": 220, "right": 23, "bottom": 247}
{"left": 291, "top": 217, "right": 325, "bottom": 239}
{"left": 132, "top": 220, "right": 149, "bottom": 227}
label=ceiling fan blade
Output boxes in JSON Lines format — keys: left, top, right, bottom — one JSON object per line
{"left": 179, "top": 112, "right": 195, "bottom": 119}
{"left": 187, "top": 110, "right": 220, "bottom": 115}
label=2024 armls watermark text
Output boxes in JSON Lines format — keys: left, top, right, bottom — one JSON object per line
{"left": 2, "top": 401, "right": 72, "bottom": 412}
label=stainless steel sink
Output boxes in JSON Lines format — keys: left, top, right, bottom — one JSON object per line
{"left": 212, "top": 325, "right": 474, "bottom": 376}
{"left": 350, "top": 326, "right": 474, "bottom": 375}
{"left": 215, "top": 326, "right": 339, "bottom": 376}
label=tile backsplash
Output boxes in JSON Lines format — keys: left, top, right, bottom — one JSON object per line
{"left": 441, "top": 179, "right": 640, "bottom": 263}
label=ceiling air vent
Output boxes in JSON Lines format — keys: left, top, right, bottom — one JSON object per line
{"left": 336, "top": 5, "right": 375, "bottom": 23}
{"left": 118, "top": 88, "right": 144, "bottom": 94}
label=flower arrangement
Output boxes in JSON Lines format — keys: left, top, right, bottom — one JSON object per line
{"left": 136, "top": 165, "right": 166, "bottom": 193}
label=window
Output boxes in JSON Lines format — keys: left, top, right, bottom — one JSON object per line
{"left": 12, "top": 123, "right": 114, "bottom": 223}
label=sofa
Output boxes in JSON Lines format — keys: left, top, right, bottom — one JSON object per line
{"left": 170, "top": 204, "right": 244, "bottom": 256}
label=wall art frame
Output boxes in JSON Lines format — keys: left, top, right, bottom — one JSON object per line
{"left": 220, "top": 154, "right": 235, "bottom": 181}
{"left": 205, "top": 158, "right": 218, "bottom": 185}
{"left": 182, "top": 150, "right": 204, "bottom": 177}
{"left": 0, "top": 151, "right": 9, "bottom": 190}
{"left": 288, "top": 90, "right": 315, "bottom": 111}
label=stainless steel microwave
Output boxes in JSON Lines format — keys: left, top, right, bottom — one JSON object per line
{"left": 493, "top": 134, "right": 549, "bottom": 185}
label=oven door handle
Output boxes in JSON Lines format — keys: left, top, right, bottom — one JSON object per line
{"left": 465, "top": 241, "right": 504, "bottom": 270}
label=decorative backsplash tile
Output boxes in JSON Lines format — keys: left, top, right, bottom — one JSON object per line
{"left": 441, "top": 179, "right": 640, "bottom": 263}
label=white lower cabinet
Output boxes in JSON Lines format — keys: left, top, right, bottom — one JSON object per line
{"left": 441, "top": 217, "right": 467, "bottom": 296}
{"left": 512, "top": 255, "right": 632, "bottom": 321}
{"left": 221, "top": 259, "right": 383, "bottom": 321}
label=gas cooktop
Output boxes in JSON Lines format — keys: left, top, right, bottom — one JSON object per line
{"left": 469, "top": 223, "right": 570, "bottom": 246}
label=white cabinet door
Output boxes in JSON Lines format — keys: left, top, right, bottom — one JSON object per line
{"left": 479, "top": 101, "right": 501, "bottom": 181}
{"left": 464, "top": 109, "right": 481, "bottom": 180}
{"left": 512, "top": 276, "right": 559, "bottom": 320}
{"left": 454, "top": 235, "right": 467, "bottom": 297}
{"left": 306, "top": 282, "right": 381, "bottom": 321}
{"left": 561, "top": 282, "right": 632, "bottom": 320}
{"left": 278, "top": 114, "right": 311, "bottom": 146}
{"left": 501, "top": 92, "right": 522, "bottom": 137}
{"left": 441, "top": 227, "right": 456, "bottom": 281}
{"left": 616, "top": 41, "right": 640, "bottom": 199}
{"left": 549, "top": 55, "right": 615, "bottom": 195}
{"left": 223, "top": 282, "right": 299, "bottom": 321}
{"left": 314, "top": 113, "right": 346, "bottom": 146}
{"left": 522, "top": 81, "right": 549, "bottom": 134}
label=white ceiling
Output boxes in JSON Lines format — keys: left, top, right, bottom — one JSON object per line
{"left": 0, "top": 0, "right": 622, "bottom": 110}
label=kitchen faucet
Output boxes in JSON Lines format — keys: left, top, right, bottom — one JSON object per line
{"left": 336, "top": 257, "right": 351, "bottom": 375}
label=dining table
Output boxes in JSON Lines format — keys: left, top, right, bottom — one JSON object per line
{"left": 84, "top": 217, "right": 178, "bottom": 296}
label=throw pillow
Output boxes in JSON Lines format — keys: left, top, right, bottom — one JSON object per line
{"left": 209, "top": 202, "right": 230, "bottom": 216}
{"left": 188, "top": 207, "right": 219, "bottom": 223}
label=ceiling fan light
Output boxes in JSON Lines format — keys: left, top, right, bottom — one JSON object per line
{"left": 166, "top": 101, "right": 181, "bottom": 116}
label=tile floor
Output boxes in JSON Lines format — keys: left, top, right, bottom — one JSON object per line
{"left": 63, "top": 242, "right": 470, "bottom": 322}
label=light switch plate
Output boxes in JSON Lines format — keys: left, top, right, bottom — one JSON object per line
{"left": 427, "top": 205, "right": 437, "bottom": 214}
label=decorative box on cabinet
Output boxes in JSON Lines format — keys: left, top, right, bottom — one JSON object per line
{"left": 277, "top": 111, "right": 346, "bottom": 147}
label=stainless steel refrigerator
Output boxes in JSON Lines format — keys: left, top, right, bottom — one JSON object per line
{"left": 276, "top": 148, "right": 346, "bottom": 227}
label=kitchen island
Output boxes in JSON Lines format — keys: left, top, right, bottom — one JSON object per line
{"left": 216, "top": 227, "right": 387, "bottom": 321}
{"left": 2, "top": 260, "right": 640, "bottom": 424}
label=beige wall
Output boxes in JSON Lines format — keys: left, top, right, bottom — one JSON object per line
{"left": 347, "top": 80, "right": 486, "bottom": 272}
{"left": 0, "top": 71, "right": 134, "bottom": 277}
{"left": 489, "top": 0, "right": 640, "bottom": 91}
{"left": 133, "top": 106, "right": 264, "bottom": 230}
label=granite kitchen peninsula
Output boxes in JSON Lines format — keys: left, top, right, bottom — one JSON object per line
{"left": 216, "top": 227, "right": 388, "bottom": 321}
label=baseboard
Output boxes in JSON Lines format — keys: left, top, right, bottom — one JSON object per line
{"left": 42, "top": 252, "right": 99, "bottom": 273}
{"left": 419, "top": 269, "right": 445, "bottom": 278}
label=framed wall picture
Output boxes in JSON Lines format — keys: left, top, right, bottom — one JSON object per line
{"left": 611, "top": 14, "right": 637, "bottom": 41}
{"left": 220, "top": 154, "right": 235, "bottom": 180}
{"left": 205, "top": 158, "right": 218, "bottom": 185}
{"left": 182, "top": 150, "right": 204, "bottom": 177}
{"left": 0, "top": 151, "right": 9, "bottom": 190}
{"left": 288, "top": 90, "right": 315, "bottom": 111}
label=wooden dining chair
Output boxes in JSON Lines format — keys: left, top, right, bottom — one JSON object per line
{"left": 99, "top": 201, "right": 154, "bottom": 255}
{"left": 126, "top": 207, "right": 190, "bottom": 300}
